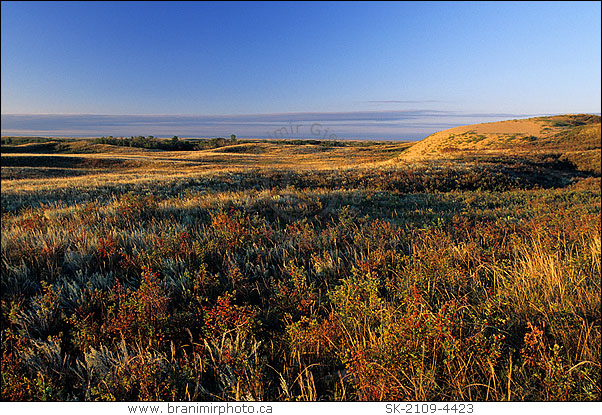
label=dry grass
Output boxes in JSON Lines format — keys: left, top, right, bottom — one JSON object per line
{"left": 1, "top": 126, "right": 600, "bottom": 401}
{"left": 399, "top": 114, "right": 601, "bottom": 162}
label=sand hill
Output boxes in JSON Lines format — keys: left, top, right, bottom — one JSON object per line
{"left": 400, "top": 114, "right": 601, "bottom": 162}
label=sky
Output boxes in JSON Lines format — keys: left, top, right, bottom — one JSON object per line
{"left": 1, "top": 1, "right": 600, "bottom": 140}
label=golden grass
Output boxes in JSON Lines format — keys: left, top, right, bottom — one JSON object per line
{"left": 1, "top": 124, "right": 600, "bottom": 401}
{"left": 1, "top": 141, "right": 413, "bottom": 199}
{"left": 399, "top": 115, "right": 601, "bottom": 162}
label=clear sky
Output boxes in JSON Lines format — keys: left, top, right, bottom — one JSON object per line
{"left": 1, "top": 1, "right": 600, "bottom": 140}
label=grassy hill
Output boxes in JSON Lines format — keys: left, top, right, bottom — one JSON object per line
{"left": 399, "top": 114, "right": 601, "bottom": 174}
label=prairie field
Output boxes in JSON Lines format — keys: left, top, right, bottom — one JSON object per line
{"left": 1, "top": 115, "right": 601, "bottom": 401}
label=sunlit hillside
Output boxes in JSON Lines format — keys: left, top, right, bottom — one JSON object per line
{"left": 398, "top": 114, "right": 601, "bottom": 174}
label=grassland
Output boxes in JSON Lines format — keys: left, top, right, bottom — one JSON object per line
{"left": 1, "top": 114, "right": 601, "bottom": 401}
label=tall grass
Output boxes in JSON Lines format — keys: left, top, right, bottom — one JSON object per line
{"left": 1, "top": 138, "right": 600, "bottom": 401}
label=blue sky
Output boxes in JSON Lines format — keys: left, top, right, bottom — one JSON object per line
{"left": 1, "top": 1, "right": 600, "bottom": 140}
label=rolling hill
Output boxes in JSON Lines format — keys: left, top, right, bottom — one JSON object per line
{"left": 399, "top": 114, "right": 601, "bottom": 173}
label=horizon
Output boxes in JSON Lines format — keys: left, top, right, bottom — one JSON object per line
{"left": 2, "top": 1, "right": 600, "bottom": 140}
{"left": 2, "top": 111, "right": 601, "bottom": 141}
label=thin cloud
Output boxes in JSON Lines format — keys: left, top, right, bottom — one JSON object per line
{"left": 364, "top": 100, "right": 444, "bottom": 104}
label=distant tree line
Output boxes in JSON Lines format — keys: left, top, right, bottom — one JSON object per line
{"left": 1, "top": 136, "right": 57, "bottom": 145}
{"left": 93, "top": 135, "right": 238, "bottom": 151}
